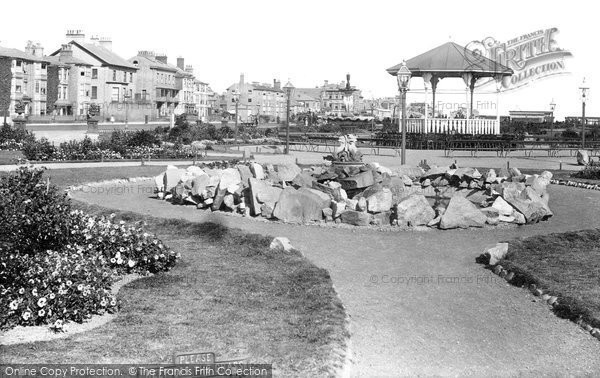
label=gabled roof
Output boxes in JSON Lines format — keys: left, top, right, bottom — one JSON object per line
{"left": 45, "top": 55, "right": 92, "bottom": 67}
{"left": 386, "top": 41, "right": 513, "bottom": 78}
{"left": 0, "top": 46, "right": 50, "bottom": 63}
{"left": 51, "top": 41, "right": 136, "bottom": 69}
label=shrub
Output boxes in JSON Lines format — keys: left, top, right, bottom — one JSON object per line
{"left": 572, "top": 164, "right": 600, "bottom": 180}
{"left": 0, "top": 167, "right": 74, "bottom": 255}
{"left": 21, "top": 137, "right": 57, "bottom": 161}
{"left": 0, "top": 167, "right": 179, "bottom": 331}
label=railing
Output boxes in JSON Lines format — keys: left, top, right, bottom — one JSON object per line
{"left": 405, "top": 118, "right": 499, "bottom": 135}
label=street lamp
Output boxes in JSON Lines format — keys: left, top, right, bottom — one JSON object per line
{"left": 283, "top": 80, "right": 295, "bottom": 154}
{"left": 232, "top": 89, "right": 240, "bottom": 142}
{"left": 396, "top": 61, "right": 412, "bottom": 165}
{"left": 549, "top": 99, "right": 556, "bottom": 140}
{"left": 579, "top": 80, "right": 589, "bottom": 148}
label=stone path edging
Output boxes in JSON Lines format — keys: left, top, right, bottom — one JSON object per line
{"left": 481, "top": 260, "right": 600, "bottom": 342}
{"left": 551, "top": 179, "right": 600, "bottom": 190}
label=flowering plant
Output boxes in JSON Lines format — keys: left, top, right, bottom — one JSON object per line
{"left": 0, "top": 167, "right": 179, "bottom": 331}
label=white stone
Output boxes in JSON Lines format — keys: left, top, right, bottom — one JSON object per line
{"left": 186, "top": 166, "right": 206, "bottom": 177}
{"left": 269, "top": 237, "right": 294, "bottom": 252}
{"left": 484, "top": 243, "right": 509, "bottom": 265}
{"left": 250, "top": 163, "right": 265, "bottom": 180}
{"left": 492, "top": 196, "right": 514, "bottom": 216}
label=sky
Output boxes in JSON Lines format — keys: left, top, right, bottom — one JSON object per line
{"left": 0, "top": 0, "right": 596, "bottom": 120}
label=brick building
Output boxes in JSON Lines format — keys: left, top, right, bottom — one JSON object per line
{"left": 224, "top": 74, "right": 287, "bottom": 123}
{"left": 50, "top": 30, "right": 139, "bottom": 121}
{"left": 0, "top": 43, "right": 50, "bottom": 119}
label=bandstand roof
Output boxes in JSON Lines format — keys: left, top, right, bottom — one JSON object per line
{"left": 386, "top": 42, "right": 513, "bottom": 78}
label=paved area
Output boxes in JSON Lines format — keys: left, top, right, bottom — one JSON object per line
{"left": 0, "top": 149, "right": 584, "bottom": 173}
{"left": 71, "top": 177, "right": 600, "bottom": 377}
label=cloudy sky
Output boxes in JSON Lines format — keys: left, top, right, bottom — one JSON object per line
{"left": 0, "top": 0, "right": 595, "bottom": 119}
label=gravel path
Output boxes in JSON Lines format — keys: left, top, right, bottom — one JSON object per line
{"left": 70, "top": 178, "right": 600, "bottom": 377}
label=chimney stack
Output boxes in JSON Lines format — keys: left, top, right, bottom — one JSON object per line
{"left": 177, "top": 57, "right": 185, "bottom": 70}
{"left": 239, "top": 73, "right": 245, "bottom": 86}
{"left": 155, "top": 54, "right": 168, "bottom": 64}
{"left": 138, "top": 50, "right": 155, "bottom": 57}
{"left": 324, "top": 80, "right": 328, "bottom": 87}
{"left": 66, "top": 29, "right": 85, "bottom": 43}
{"left": 99, "top": 37, "right": 112, "bottom": 51}
{"left": 185, "top": 64, "right": 193, "bottom": 74}
{"left": 90, "top": 35, "right": 100, "bottom": 45}
{"left": 59, "top": 44, "right": 73, "bottom": 60}
{"left": 273, "top": 79, "right": 281, "bottom": 90}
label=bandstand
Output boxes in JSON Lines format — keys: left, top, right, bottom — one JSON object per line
{"left": 387, "top": 42, "right": 513, "bottom": 135}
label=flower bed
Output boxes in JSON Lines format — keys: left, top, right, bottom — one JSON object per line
{"left": 0, "top": 167, "right": 179, "bottom": 331}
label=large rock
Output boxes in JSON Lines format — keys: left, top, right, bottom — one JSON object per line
{"left": 338, "top": 170, "right": 376, "bottom": 190}
{"left": 484, "top": 169, "right": 497, "bottom": 183}
{"left": 248, "top": 178, "right": 283, "bottom": 216}
{"left": 272, "top": 187, "right": 329, "bottom": 223}
{"left": 190, "top": 175, "right": 211, "bottom": 197}
{"left": 491, "top": 196, "right": 513, "bottom": 216}
{"left": 154, "top": 172, "right": 166, "bottom": 193}
{"left": 186, "top": 166, "right": 205, "bottom": 177}
{"left": 394, "top": 194, "right": 435, "bottom": 227}
{"left": 577, "top": 150, "right": 590, "bottom": 165}
{"left": 439, "top": 196, "right": 487, "bottom": 229}
{"left": 385, "top": 176, "right": 409, "bottom": 204}
{"left": 395, "top": 165, "right": 425, "bottom": 179}
{"left": 163, "top": 168, "right": 186, "bottom": 192}
{"left": 482, "top": 243, "right": 509, "bottom": 265}
{"left": 530, "top": 176, "right": 551, "bottom": 196}
{"left": 219, "top": 168, "right": 242, "bottom": 189}
{"left": 422, "top": 165, "right": 448, "bottom": 179}
{"left": 250, "top": 163, "right": 265, "bottom": 180}
{"left": 366, "top": 187, "right": 393, "bottom": 213}
{"left": 291, "top": 172, "right": 316, "bottom": 188}
{"left": 503, "top": 186, "right": 553, "bottom": 223}
{"left": 340, "top": 210, "right": 372, "bottom": 226}
{"left": 452, "top": 167, "right": 482, "bottom": 180}
{"left": 237, "top": 165, "right": 254, "bottom": 186}
{"left": 275, "top": 163, "right": 302, "bottom": 182}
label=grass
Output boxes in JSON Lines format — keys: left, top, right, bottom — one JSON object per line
{"left": 0, "top": 167, "right": 349, "bottom": 376}
{"left": 498, "top": 229, "right": 600, "bottom": 329}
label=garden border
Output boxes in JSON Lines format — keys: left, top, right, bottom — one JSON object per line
{"left": 0, "top": 274, "right": 145, "bottom": 346}
{"left": 480, "top": 261, "right": 600, "bottom": 342}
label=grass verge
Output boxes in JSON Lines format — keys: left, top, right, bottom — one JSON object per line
{"left": 498, "top": 229, "right": 600, "bottom": 329}
{"left": 0, "top": 168, "right": 349, "bottom": 376}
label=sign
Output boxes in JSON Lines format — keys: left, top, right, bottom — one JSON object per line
{"left": 466, "top": 27, "right": 573, "bottom": 91}
{"left": 173, "top": 352, "right": 215, "bottom": 365}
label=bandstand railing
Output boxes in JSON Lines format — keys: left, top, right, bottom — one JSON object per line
{"left": 406, "top": 118, "right": 499, "bottom": 135}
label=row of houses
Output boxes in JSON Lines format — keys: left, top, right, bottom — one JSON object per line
{"left": 217, "top": 74, "right": 367, "bottom": 124}
{"left": 0, "top": 30, "right": 213, "bottom": 123}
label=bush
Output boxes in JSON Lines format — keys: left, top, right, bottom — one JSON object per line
{"left": 21, "top": 137, "right": 57, "bottom": 161}
{"left": 572, "top": 164, "right": 600, "bottom": 180}
{"left": 0, "top": 167, "right": 179, "bottom": 330}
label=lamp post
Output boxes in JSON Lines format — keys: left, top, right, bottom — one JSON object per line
{"left": 579, "top": 80, "right": 589, "bottom": 149}
{"left": 370, "top": 99, "right": 375, "bottom": 136}
{"left": 283, "top": 80, "right": 294, "bottom": 154}
{"left": 124, "top": 93, "right": 131, "bottom": 129}
{"left": 232, "top": 89, "right": 240, "bottom": 142}
{"left": 549, "top": 99, "right": 556, "bottom": 140}
{"left": 396, "top": 61, "right": 412, "bottom": 165}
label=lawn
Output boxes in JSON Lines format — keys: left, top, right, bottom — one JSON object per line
{"left": 0, "top": 150, "right": 23, "bottom": 165}
{"left": 499, "top": 229, "right": 600, "bottom": 329}
{"left": 0, "top": 167, "right": 349, "bottom": 376}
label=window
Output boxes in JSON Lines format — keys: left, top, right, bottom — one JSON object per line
{"left": 111, "top": 87, "right": 120, "bottom": 102}
{"left": 16, "top": 85, "right": 22, "bottom": 93}
{"left": 42, "top": 63, "right": 47, "bottom": 70}
{"left": 16, "top": 60, "right": 22, "bottom": 67}
{"left": 40, "top": 85, "right": 46, "bottom": 95}
{"left": 248, "top": 98, "right": 252, "bottom": 103}
{"left": 129, "top": 72, "right": 133, "bottom": 83}
{"left": 35, "top": 81, "right": 40, "bottom": 94}
{"left": 112, "top": 70, "right": 117, "bottom": 81}
{"left": 91, "top": 86, "right": 98, "bottom": 99}
{"left": 92, "top": 68, "right": 98, "bottom": 79}
{"left": 81, "top": 70, "right": 85, "bottom": 76}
